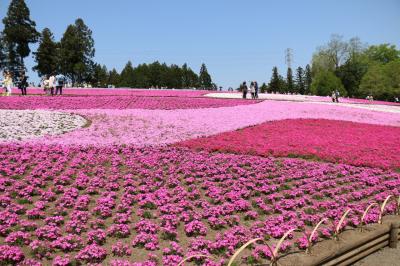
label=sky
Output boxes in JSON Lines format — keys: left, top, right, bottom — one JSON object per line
{"left": 0, "top": 0, "right": 399, "bottom": 88}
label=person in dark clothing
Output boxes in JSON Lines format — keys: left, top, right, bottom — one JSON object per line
{"left": 335, "top": 89, "right": 340, "bottom": 103}
{"left": 250, "top": 81, "right": 255, "bottom": 99}
{"left": 18, "top": 71, "right": 28, "bottom": 96}
{"left": 242, "top": 81, "right": 248, "bottom": 99}
{"left": 55, "top": 74, "right": 65, "bottom": 95}
{"left": 254, "top": 81, "right": 259, "bottom": 99}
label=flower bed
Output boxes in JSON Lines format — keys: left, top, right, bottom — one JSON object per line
{"left": 11, "top": 88, "right": 210, "bottom": 97}
{"left": 177, "top": 119, "right": 400, "bottom": 169}
{"left": 0, "top": 96, "right": 259, "bottom": 110}
{"left": 0, "top": 144, "right": 398, "bottom": 265}
{"left": 0, "top": 110, "right": 87, "bottom": 142}
{"left": 20, "top": 100, "right": 399, "bottom": 146}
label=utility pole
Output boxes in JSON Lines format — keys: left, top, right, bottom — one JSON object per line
{"left": 285, "top": 48, "right": 293, "bottom": 69}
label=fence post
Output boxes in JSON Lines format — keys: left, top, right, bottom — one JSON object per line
{"left": 389, "top": 222, "right": 399, "bottom": 248}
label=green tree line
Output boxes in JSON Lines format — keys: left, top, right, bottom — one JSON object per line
{"left": 92, "top": 61, "right": 213, "bottom": 89}
{"left": 0, "top": 0, "right": 214, "bottom": 89}
{"left": 266, "top": 35, "right": 400, "bottom": 101}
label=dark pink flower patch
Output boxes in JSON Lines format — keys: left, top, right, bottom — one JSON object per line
{"left": 0, "top": 95, "right": 259, "bottom": 110}
{"left": 0, "top": 144, "right": 399, "bottom": 264}
{"left": 11, "top": 87, "right": 210, "bottom": 97}
{"left": 178, "top": 119, "right": 400, "bottom": 169}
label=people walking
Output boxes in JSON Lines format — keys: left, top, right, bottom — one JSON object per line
{"left": 242, "top": 81, "right": 248, "bottom": 99}
{"left": 331, "top": 91, "right": 336, "bottom": 102}
{"left": 55, "top": 73, "right": 65, "bottom": 95}
{"left": 18, "top": 71, "right": 28, "bottom": 96}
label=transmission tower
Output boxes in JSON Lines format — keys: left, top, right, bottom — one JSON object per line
{"left": 285, "top": 48, "right": 293, "bottom": 68}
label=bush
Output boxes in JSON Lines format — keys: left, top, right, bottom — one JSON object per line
{"left": 311, "top": 70, "right": 346, "bottom": 96}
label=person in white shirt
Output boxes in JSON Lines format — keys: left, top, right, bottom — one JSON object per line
{"left": 48, "top": 74, "right": 56, "bottom": 96}
{"left": 3, "top": 71, "right": 13, "bottom": 96}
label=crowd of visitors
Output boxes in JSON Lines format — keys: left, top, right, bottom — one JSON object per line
{"left": 1, "top": 70, "right": 66, "bottom": 96}
{"left": 331, "top": 90, "right": 340, "bottom": 103}
{"left": 41, "top": 74, "right": 66, "bottom": 96}
{"left": 241, "top": 81, "right": 259, "bottom": 99}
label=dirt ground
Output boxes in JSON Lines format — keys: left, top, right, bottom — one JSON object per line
{"left": 353, "top": 246, "right": 400, "bottom": 266}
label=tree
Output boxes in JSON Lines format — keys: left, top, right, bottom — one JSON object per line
{"left": 359, "top": 60, "right": 400, "bottom": 101}
{"left": 304, "top": 64, "right": 312, "bottom": 95}
{"left": 310, "top": 70, "right": 346, "bottom": 96}
{"left": 91, "top": 64, "right": 108, "bottom": 88}
{"left": 364, "top": 44, "right": 400, "bottom": 64}
{"left": 268, "top": 66, "right": 285, "bottom": 93}
{"left": 33, "top": 28, "right": 58, "bottom": 77}
{"left": 359, "top": 65, "right": 389, "bottom": 99}
{"left": 286, "top": 67, "right": 294, "bottom": 93}
{"left": 167, "top": 64, "right": 183, "bottom": 88}
{"left": 319, "top": 34, "right": 349, "bottom": 70}
{"left": 295, "top": 67, "right": 305, "bottom": 95}
{"left": 260, "top": 82, "right": 268, "bottom": 93}
{"left": 384, "top": 60, "right": 400, "bottom": 91}
{"left": 311, "top": 51, "right": 336, "bottom": 75}
{"left": 108, "top": 68, "right": 120, "bottom": 86}
{"left": 335, "top": 58, "right": 368, "bottom": 97}
{"left": 60, "top": 18, "right": 95, "bottom": 85}
{"left": 0, "top": 34, "right": 7, "bottom": 71}
{"left": 311, "top": 35, "right": 366, "bottom": 77}
{"left": 347, "top": 37, "right": 366, "bottom": 59}
{"left": 133, "top": 63, "right": 150, "bottom": 88}
{"left": 181, "top": 63, "right": 198, "bottom": 88}
{"left": 119, "top": 61, "right": 135, "bottom": 87}
{"left": 199, "top": 63, "right": 212, "bottom": 89}
{"left": 87, "top": 61, "right": 205, "bottom": 89}
{"left": 2, "top": 0, "right": 39, "bottom": 72}
{"left": 147, "top": 61, "right": 162, "bottom": 87}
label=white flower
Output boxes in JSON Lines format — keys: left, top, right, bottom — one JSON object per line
{"left": 0, "top": 110, "right": 87, "bottom": 142}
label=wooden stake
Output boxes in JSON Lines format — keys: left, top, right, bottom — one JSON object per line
{"left": 389, "top": 222, "right": 399, "bottom": 248}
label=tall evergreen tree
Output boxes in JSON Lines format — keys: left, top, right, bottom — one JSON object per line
{"left": 60, "top": 18, "right": 95, "bottom": 85}
{"left": 147, "top": 61, "right": 162, "bottom": 87}
{"left": 0, "top": 34, "right": 7, "bottom": 71}
{"left": 134, "top": 63, "right": 150, "bottom": 88}
{"left": 33, "top": 28, "right": 58, "bottom": 77}
{"left": 108, "top": 68, "right": 120, "bottom": 86}
{"left": 2, "top": 0, "right": 39, "bottom": 73}
{"left": 260, "top": 82, "right": 268, "bottom": 93}
{"left": 91, "top": 64, "right": 108, "bottom": 88}
{"left": 199, "top": 63, "right": 212, "bottom": 89}
{"left": 304, "top": 64, "right": 312, "bottom": 95}
{"left": 173, "top": 64, "right": 184, "bottom": 88}
{"left": 268, "top": 66, "right": 285, "bottom": 93}
{"left": 181, "top": 63, "right": 198, "bottom": 88}
{"left": 286, "top": 67, "right": 294, "bottom": 93}
{"left": 119, "top": 61, "right": 135, "bottom": 87}
{"left": 295, "top": 66, "right": 305, "bottom": 95}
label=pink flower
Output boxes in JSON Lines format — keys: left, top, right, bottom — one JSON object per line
{"left": 0, "top": 245, "right": 25, "bottom": 263}
{"left": 75, "top": 244, "right": 107, "bottom": 263}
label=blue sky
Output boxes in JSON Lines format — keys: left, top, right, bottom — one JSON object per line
{"left": 1, "top": 0, "right": 399, "bottom": 88}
